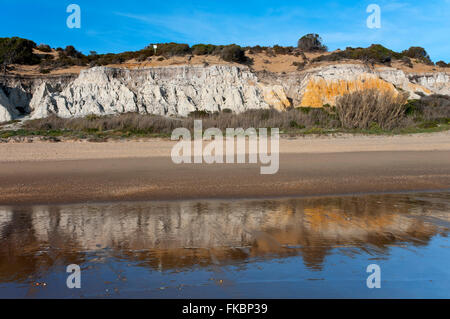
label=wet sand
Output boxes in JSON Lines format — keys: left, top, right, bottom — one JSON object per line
{"left": 0, "top": 132, "right": 449, "bottom": 205}
{"left": 0, "top": 150, "right": 449, "bottom": 205}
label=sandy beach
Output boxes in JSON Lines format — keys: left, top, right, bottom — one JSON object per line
{"left": 0, "top": 132, "right": 449, "bottom": 205}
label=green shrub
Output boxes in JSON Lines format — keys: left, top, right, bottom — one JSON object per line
{"left": 154, "top": 43, "right": 190, "bottom": 57}
{"left": 37, "top": 44, "right": 52, "bottom": 52}
{"left": 297, "top": 34, "right": 327, "bottom": 52}
{"left": 246, "top": 45, "right": 265, "bottom": 54}
{"left": 64, "top": 45, "right": 83, "bottom": 58}
{"left": 219, "top": 44, "right": 246, "bottom": 63}
{"left": 0, "top": 37, "right": 40, "bottom": 65}
{"left": 289, "top": 120, "right": 305, "bottom": 129}
{"left": 273, "top": 45, "right": 293, "bottom": 55}
{"left": 298, "top": 107, "right": 312, "bottom": 114}
{"left": 4, "top": 38, "right": 254, "bottom": 68}
{"left": 404, "top": 99, "right": 422, "bottom": 116}
{"left": 192, "top": 44, "right": 217, "bottom": 55}
{"left": 436, "top": 61, "right": 449, "bottom": 68}
{"left": 245, "top": 45, "right": 268, "bottom": 54}
{"left": 402, "top": 47, "right": 433, "bottom": 65}
{"left": 312, "top": 44, "right": 411, "bottom": 65}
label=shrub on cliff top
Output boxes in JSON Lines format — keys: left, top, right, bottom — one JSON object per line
{"left": 37, "top": 44, "right": 52, "bottom": 52}
{"left": 402, "top": 46, "right": 433, "bottom": 65}
{"left": 436, "top": 61, "right": 449, "bottom": 68}
{"left": 297, "top": 34, "right": 327, "bottom": 52}
{"left": 154, "top": 42, "right": 190, "bottom": 57}
{"left": 192, "top": 44, "right": 217, "bottom": 55}
{"left": 245, "top": 45, "right": 266, "bottom": 54}
{"left": 64, "top": 45, "right": 83, "bottom": 58}
{"left": 0, "top": 37, "right": 40, "bottom": 65}
{"left": 312, "top": 44, "right": 404, "bottom": 65}
{"left": 273, "top": 45, "right": 294, "bottom": 55}
{"left": 219, "top": 44, "right": 247, "bottom": 63}
{"left": 314, "top": 44, "right": 435, "bottom": 66}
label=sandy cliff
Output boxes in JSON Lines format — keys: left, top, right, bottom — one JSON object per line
{"left": 0, "top": 64, "right": 449, "bottom": 122}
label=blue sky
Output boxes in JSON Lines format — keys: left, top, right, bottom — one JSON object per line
{"left": 1, "top": 0, "right": 449, "bottom": 61}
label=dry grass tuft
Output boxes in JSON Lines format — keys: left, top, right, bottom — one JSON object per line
{"left": 336, "top": 89, "right": 409, "bottom": 130}
{"left": 23, "top": 108, "right": 339, "bottom": 134}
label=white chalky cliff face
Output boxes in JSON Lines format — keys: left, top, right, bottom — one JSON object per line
{"left": 29, "top": 65, "right": 272, "bottom": 120}
{"left": 0, "top": 88, "right": 16, "bottom": 122}
{"left": 0, "top": 64, "right": 449, "bottom": 122}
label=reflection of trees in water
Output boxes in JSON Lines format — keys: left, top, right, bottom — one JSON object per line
{"left": 0, "top": 193, "right": 448, "bottom": 279}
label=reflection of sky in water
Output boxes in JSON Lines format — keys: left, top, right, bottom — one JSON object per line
{"left": 0, "top": 192, "right": 449, "bottom": 298}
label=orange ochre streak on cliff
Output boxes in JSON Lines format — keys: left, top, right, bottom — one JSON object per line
{"left": 300, "top": 75, "right": 398, "bottom": 107}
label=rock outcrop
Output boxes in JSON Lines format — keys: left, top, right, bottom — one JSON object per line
{"left": 30, "top": 66, "right": 273, "bottom": 119}
{"left": 0, "top": 73, "right": 75, "bottom": 122}
{"left": 294, "top": 64, "right": 448, "bottom": 107}
{"left": 0, "top": 64, "right": 449, "bottom": 122}
{"left": 0, "top": 87, "right": 17, "bottom": 122}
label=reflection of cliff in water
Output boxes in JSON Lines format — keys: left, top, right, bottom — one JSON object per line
{"left": 0, "top": 193, "right": 449, "bottom": 281}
